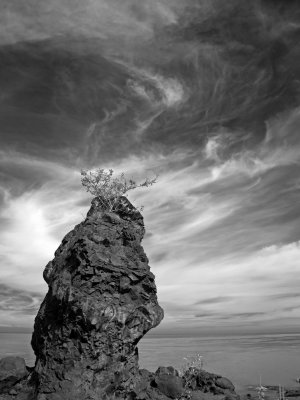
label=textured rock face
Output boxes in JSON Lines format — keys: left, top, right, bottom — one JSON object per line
{"left": 183, "top": 370, "right": 237, "bottom": 396}
{"left": 31, "top": 197, "right": 164, "bottom": 400}
{"left": 130, "top": 368, "right": 239, "bottom": 400}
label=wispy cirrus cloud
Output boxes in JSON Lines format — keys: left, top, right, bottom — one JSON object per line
{"left": 194, "top": 297, "right": 233, "bottom": 305}
{"left": 0, "top": 0, "right": 300, "bottom": 334}
{"left": 1, "top": 107, "right": 300, "bottom": 331}
{"left": 0, "top": 283, "right": 43, "bottom": 327}
{"left": 0, "top": 0, "right": 181, "bottom": 46}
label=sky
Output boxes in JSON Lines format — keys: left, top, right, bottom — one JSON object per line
{"left": 0, "top": 0, "right": 300, "bottom": 335}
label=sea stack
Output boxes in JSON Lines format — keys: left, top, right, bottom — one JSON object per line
{"left": 31, "top": 197, "right": 164, "bottom": 400}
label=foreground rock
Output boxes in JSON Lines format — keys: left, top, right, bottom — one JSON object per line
{"left": 0, "top": 197, "right": 241, "bottom": 400}
{"left": 0, "top": 357, "right": 29, "bottom": 394}
{"left": 184, "top": 369, "right": 236, "bottom": 395}
{"left": 130, "top": 367, "right": 239, "bottom": 400}
{"left": 30, "top": 197, "right": 164, "bottom": 400}
{"left": 0, "top": 358, "right": 240, "bottom": 400}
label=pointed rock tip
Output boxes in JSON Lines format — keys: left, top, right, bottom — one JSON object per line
{"left": 87, "top": 196, "right": 144, "bottom": 225}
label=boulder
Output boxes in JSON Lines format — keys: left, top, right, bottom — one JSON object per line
{"left": 215, "top": 378, "right": 235, "bottom": 392}
{"left": 0, "top": 357, "right": 28, "bottom": 393}
{"left": 156, "top": 367, "right": 179, "bottom": 377}
{"left": 130, "top": 367, "right": 183, "bottom": 400}
{"left": 153, "top": 366, "right": 184, "bottom": 399}
{"left": 183, "top": 369, "right": 237, "bottom": 396}
{"left": 154, "top": 374, "right": 184, "bottom": 399}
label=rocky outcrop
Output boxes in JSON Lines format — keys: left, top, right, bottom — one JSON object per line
{"left": 0, "top": 360, "right": 240, "bottom": 400}
{"left": 31, "top": 197, "right": 164, "bottom": 400}
{"left": 127, "top": 367, "right": 239, "bottom": 400}
{"left": 0, "top": 197, "right": 241, "bottom": 400}
{"left": 182, "top": 369, "right": 237, "bottom": 397}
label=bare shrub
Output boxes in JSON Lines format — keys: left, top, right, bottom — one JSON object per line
{"left": 81, "top": 168, "right": 157, "bottom": 212}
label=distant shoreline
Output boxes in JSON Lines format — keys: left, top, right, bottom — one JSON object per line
{"left": 2, "top": 329, "right": 300, "bottom": 337}
{"left": 238, "top": 384, "right": 300, "bottom": 400}
{"left": 1, "top": 332, "right": 300, "bottom": 390}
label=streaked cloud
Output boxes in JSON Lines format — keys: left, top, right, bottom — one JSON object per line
{"left": 0, "top": 0, "right": 299, "bottom": 334}
{"left": 0, "top": 283, "right": 43, "bottom": 327}
{"left": 195, "top": 297, "right": 233, "bottom": 305}
{"left": 0, "top": 0, "right": 177, "bottom": 45}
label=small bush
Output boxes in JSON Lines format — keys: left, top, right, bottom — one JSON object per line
{"left": 81, "top": 168, "right": 157, "bottom": 212}
{"left": 256, "top": 377, "right": 267, "bottom": 400}
{"left": 177, "top": 354, "right": 204, "bottom": 400}
{"left": 178, "top": 354, "right": 204, "bottom": 378}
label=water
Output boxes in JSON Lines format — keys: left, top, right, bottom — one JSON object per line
{"left": 139, "top": 334, "right": 300, "bottom": 391}
{"left": 0, "top": 333, "right": 34, "bottom": 366}
{"left": 1, "top": 333, "right": 300, "bottom": 391}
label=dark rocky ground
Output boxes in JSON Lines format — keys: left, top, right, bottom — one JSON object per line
{"left": 0, "top": 358, "right": 240, "bottom": 400}
{"left": 239, "top": 384, "right": 300, "bottom": 400}
{"left": 1, "top": 357, "right": 300, "bottom": 400}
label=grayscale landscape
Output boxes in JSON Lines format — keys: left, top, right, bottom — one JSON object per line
{"left": 0, "top": 1, "right": 300, "bottom": 399}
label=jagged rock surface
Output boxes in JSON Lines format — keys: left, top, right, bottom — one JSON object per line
{"left": 31, "top": 197, "right": 164, "bottom": 400}
{"left": 129, "top": 367, "right": 239, "bottom": 400}
{"left": 0, "top": 198, "right": 241, "bottom": 400}
{"left": 0, "top": 360, "right": 240, "bottom": 400}
{"left": 182, "top": 369, "right": 237, "bottom": 396}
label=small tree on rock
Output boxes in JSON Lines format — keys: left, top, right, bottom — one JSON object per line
{"left": 81, "top": 168, "right": 157, "bottom": 212}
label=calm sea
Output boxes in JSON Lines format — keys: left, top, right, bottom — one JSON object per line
{"left": 1, "top": 333, "right": 300, "bottom": 391}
